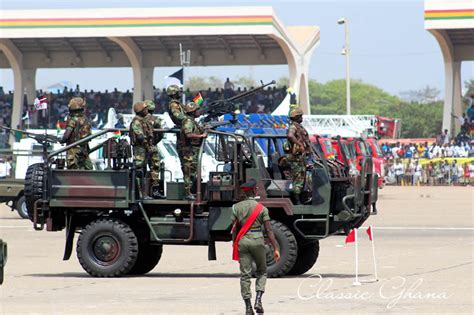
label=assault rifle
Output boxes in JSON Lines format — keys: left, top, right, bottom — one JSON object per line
{"left": 200, "top": 80, "right": 275, "bottom": 123}
{"left": 0, "top": 126, "right": 60, "bottom": 144}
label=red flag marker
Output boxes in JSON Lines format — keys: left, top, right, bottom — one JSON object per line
{"left": 366, "top": 226, "right": 373, "bottom": 241}
{"left": 345, "top": 229, "right": 355, "bottom": 243}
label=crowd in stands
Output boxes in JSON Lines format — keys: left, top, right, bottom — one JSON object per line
{"left": 0, "top": 78, "right": 286, "bottom": 131}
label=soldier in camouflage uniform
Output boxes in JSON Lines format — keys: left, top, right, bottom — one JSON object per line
{"left": 60, "top": 97, "right": 93, "bottom": 170}
{"left": 231, "top": 179, "right": 280, "bottom": 315}
{"left": 180, "top": 102, "right": 207, "bottom": 201}
{"left": 166, "top": 85, "right": 188, "bottom": 178}
{"left": 286, "top": 108, "right": 312, "bottom": 204}
{"left": 129, "top": 102, "right": 155, "bottom": 199}
{"left": 144, "top": 100, "right": 164, "bottom": 199}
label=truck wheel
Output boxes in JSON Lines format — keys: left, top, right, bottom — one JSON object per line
{"left": 24, "top": 163, "right": 45, "bottom": 222}
{"left": 127, "top": 243, "right": 163, "bottom": 275}
{"left": 77, "top": 218, "right": 138, "bottom": 277}
{"left": 288, "top": 240, "right": 320, "bottom": 275}
{"left": 265, "top": 220, "right": 298, "bottom": 278}
{"left": 15, "top": 196, "right": 29, "bottom": 219}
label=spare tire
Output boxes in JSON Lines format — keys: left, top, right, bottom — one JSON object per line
{"left": 24, "top": 163, "right": 45, "bottom": 222}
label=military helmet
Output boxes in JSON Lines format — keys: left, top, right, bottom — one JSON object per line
{"left": 184, "top": 102, "right": 199, "bottom": 113}
{"left": 166, "top": 85, "right": 181, "bottom": 96}
{"left": 144, "top": 100, "right": 155, "bottom": 111}
{"left": 133, "top": 102, "right": 147, "bottom": 114}
{"left": 68, "top": 97, "right": 85, "bottom": 110}
{"left": 289, "top": 108, "right": 304, "bottom": 118}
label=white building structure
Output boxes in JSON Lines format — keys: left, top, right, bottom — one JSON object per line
{"left": 425, "top": 0, "right": 474, "bottom": 134}
{"left": 0, "top": 7, "right": 320, "bottom": 144}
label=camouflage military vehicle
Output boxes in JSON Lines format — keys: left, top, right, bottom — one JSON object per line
{"left": 24, "top": 127, "right": 378, "bottom": 278}
{"left": 0, "top": 177, "right": 27, "bottom": 219}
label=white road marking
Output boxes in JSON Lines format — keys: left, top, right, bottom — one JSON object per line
{"left": 367, "top": 226, "right": 474, "bottom": 231}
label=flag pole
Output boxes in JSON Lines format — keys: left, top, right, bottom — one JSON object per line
{"left": 370, "top": 225, "right": 378, "bottom": 281}
{"left": 353, "top": 228, "right": 361, "bottom": 286}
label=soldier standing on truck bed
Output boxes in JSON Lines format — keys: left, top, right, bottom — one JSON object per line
{"left": 180, "top": 102, "right": 207, "bottom": 201}
{"left": 130, "top": 101, "right": 155, "bottom": 200}
{"left": 167, "top": 85, "right": 188, "bottom": 179}
{"left": 287, "top": 108, "right": 312, "bottom": 204}
{"left": 144, "top": 100, "right": 165, "bottom": 199}
{"left": 231, "top": 179, "right": 280, "bottom": 315}
{"left": 60, "top": 97, "right": 93, "bottom": 170}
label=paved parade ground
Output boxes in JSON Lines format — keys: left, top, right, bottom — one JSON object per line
{"left": 0, "top": 186, "right": 472, "bottom": 314}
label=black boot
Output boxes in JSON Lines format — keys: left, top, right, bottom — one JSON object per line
{"left": 151, "top": 186, "right": 165, "bottom": 199}
{"left": 244, "top": 298, "right": 254, "bottom": 315}
{"left": 254, "top": 291, "right": 264, "bottom": 314}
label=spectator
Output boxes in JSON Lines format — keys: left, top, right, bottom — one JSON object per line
{"left": 394, "top": 159, "right": 404, "bottom": 185}
{"left": 413, "top": 160, "right": 422, "bottom": 186}
{"left": 451, "top": 160, "right": 459, "bottom": 185}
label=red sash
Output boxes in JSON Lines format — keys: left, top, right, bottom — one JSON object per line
{"left": 232, "top": 203, "right": 264, "bottom": 261}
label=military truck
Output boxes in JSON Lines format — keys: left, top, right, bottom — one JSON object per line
{"left": 23, "top": 126, "right": 378, "bottom": 278}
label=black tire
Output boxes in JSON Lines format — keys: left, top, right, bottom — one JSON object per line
{"left": 24, "top": 163, "right": 45, "bottom": 222}
{"left": 15, "top": 195, "right": 29, "bottom": 219}
{"left": 288, "top": 240, "right": 320, "bottom": 275}
{"left": 265, "top": 220, "right": 298, "bottom": 278}
{"left": 127, "top": 243, "right": 163, "bottom": 275}
{"left": 76, "top": 218, "right": 138, "bottom": 277}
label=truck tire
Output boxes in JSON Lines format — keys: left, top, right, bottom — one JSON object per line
{"left": 266, "top": 220, "right": 298, "bottom": 278}
{"left": 288, "top": 240, "right": 320, "bottom": 275}
{"left": 76, "top": 218, "right": 138, "bottom": 277}
{"left": 24, "top": 163, "right": 45, "bottom": 222}
{"left": 15, "top": 195, "right": 29, "bottom": 219}
{"left": 127, "top": 243, "right": 163, "bottom": 275}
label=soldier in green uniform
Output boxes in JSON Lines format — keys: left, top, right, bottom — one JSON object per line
{"left": 180, "top": 102, "right": 207, "bottom": 201}
{"left": 231, "top": 179, "right": 280, "bottom": 315}
{"left": 287, "top": 108, "right": 312, "bottom": 204}
{"left": 166, "top": 85, "right": 188, "bottom": 180}
{"left": 60, "top": 97, "right": 93, "bottom": 170}
{"left": 144, "top": 100, "right": 164, "bottom": 199}
{"left": 129, "top": 101, "right": 154, "bottom": 199}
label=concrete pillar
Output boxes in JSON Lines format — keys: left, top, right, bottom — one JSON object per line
{"left": 452, "top": 61, "right": 462, "bottom": 133}
{"left": 0, "top": 39, "right": 23, "bottom": 144}
{"left": 142, "top": 67, "right": 154, "bottom": 101}
{"left": 108, "top": 37, "right": 145, "bottom": 106}
{"left": 23, "top": 68, "right": 37, "bottom": 105}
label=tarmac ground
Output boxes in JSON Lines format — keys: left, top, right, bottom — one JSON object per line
{"left": 0, "top": 186, "right": 473, "bottom": 314}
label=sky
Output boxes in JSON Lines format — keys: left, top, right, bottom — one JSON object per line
{"left": 0, "top": 0, "right": 473, "bottom": 97}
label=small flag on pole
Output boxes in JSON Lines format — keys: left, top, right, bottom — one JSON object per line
{"left": 366, "top": 226, "right": 373, "bottom": 241}
{"left": 193, "top": 93, "right": 204, "bottom": 106}
{"left": 164, "top": 68, "right": 184, "bottom": 88}
{"left": 56, "top": 121, "right": 61, "bottom": 135}
{"left": 34, "top": 96, "right": 48, "bottom": 110}
{"left": 345, "top": 229, "right": 355, "bottom": 243}
{"left": 113, "top": 130, "right": 121, "bottom": 138}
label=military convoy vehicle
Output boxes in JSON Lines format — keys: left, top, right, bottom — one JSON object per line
{"left": 23, "top": 125, "right": 378, "bottom": 278}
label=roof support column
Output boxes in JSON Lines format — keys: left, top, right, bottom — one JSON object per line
{"left": 0, "top": 39, "right": 24, "bottom": 144}
{"left": 23, "top": 68, "right": 37, "bottom": 105}
{"left": 142, "top": 67, "right": 154, "bottom": 101}
{"left": 428, "top": 30, "right": 461, "bottom": 136}
{"left": 108, "top": 37, "right": 145, "bottom": 105}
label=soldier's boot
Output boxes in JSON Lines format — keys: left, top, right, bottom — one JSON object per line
{"left": 293, "top": 193, "right": 301, "bottom": 205}
{"left": 151, "top": 186, "right": 165, "bottom": 199}
{"left": 137, "top": 171, "right": 152, "bottom": 200}
{"left": 184, "top": 187, "right": 196, "bottom": 201}
{"left": 244, "top": 298, "right": 254, "bottom": 315}
{"left": 254, "top": 291, "right": 264, "bottom": 314}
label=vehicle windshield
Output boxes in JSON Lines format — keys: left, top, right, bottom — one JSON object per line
{"left": 374, "top": 142, "right": 383, "bottom": 157}
{"left": 358, "top": 141, "right": 368, "bottom": 156}
{"left": 323, "top": 139, "right": 336, "bottom": 156}
{"left": 343, "top": 143, "right": 355, "bottom": 159}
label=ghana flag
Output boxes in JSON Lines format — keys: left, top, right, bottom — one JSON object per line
{"left": 193, "top": 93, "right": 204, "bottom": 106}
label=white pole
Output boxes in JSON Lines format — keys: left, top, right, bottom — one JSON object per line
{"left": 370, "top": 226, "right": 379, "bottom": 281}
{"left": 345, "top": 20, "right": 351, "bottom": 116}
{"left": 353, "top": 228, "right": 361, "bottom": 286}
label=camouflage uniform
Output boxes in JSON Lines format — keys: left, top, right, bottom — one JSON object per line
{"left": 287, "top": 113, "right": 311, "bottom": 195}
{"left": 231, "top": 198, "right": 271, "bottom": 300}
{"left": 129, "top": 115, "right": 155, "bottom": 183}
{"left": 144, "top": 100, "right": 162, "bottom": 188}
{"left": 167, "top": 86, "right": 187, "bottom": 175}
{"left": 180, "top": 115, "right": 204, "bottom": 196}
{"left": 64, "top": 112, "right": 93, "bottom": 170}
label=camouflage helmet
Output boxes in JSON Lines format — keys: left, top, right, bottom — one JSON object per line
{"left": 166, "top": 85, "right": 181, "bottom": 96}
{"left": 184, "top": 102, "right": 199, "bottom": 113}
{"left": 68, "top": 97, "right": 85, "bottom": 110}
{"left": 144, "top": 100, "right": 155, "bottom": 111}
{"left": 289, "top": 108, "right": 304, "bottom": 119}
{"left": 133, "top": 101, "right": 147, "bottom": 114}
